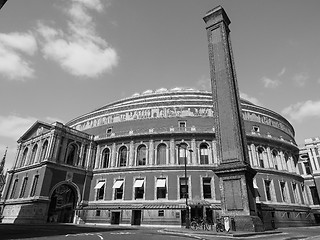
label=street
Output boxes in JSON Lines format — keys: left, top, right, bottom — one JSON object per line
{"left": 1, "top": 224, "right": 320, "bottom": 240}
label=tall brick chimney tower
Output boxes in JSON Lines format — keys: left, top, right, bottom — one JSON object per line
{"left": 203, "top": 6, "right": 264, "bottom": 232}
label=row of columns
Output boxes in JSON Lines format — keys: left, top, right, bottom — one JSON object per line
{"left": 15, "top": 131, "right": 96, "bottom": 170}
{"left": 95, "top": 139, "right": 219, "bottom": 169}
{"left": 248, "top": 144, "right": 298, "bottom": 174}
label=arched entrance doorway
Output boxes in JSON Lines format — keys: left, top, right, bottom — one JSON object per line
{"left": 47, "top": 184, "right": 76, "bottom": 223}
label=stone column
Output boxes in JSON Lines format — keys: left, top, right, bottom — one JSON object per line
{"left": 149, "top": 140, "right": 154, "bottom": 165}
{"left": 266, "top": 147, "right": 273, "bottom": 168}
{"left": 129, "top": 141, "right": 135, "bottom": 166}
{"left": 94, "top": 145, "right": 101, "bottom": 169}
{"left": 212, "top": 140, "right": 218, "bottom": 165}
{"left": 301, "top": 162, "right": 307, "bottom": 175}
{"left": 250, "top": 144, "right": 258, "bottom": 167}
{"left": 191, "top": 139, "right": 197, "bottom": 165}
{"left": 111, "top": 143, "right": 117, "bottom": 167}
{"left": 311, "top": 148, "right": 320, "bottom": 170}
{"left": 169, "top": 139, "right": 175, "bottom": 165}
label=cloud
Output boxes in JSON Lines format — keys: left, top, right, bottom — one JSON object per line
{"left": 0, "top": 32, "right": 37, "bottom": 80}
{"left": 37, "top": 0, "right": 118, "bottom": 78}
{"left": 282, "top": 100, "right": 320, "bottom": 122}
{"left": 240, "top": 92, "right": 263, "bottom": 106}
{"left": 261, "top": 77, "right": 280, "bottom": 88}
{"left": 195, "top": 75, "right": 211, "bottom": 90}
{"left": 261, "top": 68, "right": 286, "bottom": 88}
{"left": 277, "top": 67, "right": 286, "bottom": 77}
{"left": 0, "top": 115, "right": 37, "bottom": 140}
{"left": 293, "top": 72, "right": 309, "bottom": 87}
{"left": 0, "top": 115, "right": 63, "bottom": 140}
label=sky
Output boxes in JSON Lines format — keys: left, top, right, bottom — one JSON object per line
{"left": 1, "top": 0, "right": 320, "bottom": 171}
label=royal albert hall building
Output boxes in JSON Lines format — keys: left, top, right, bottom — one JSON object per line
{"left": 0, "top": 88, "right": 317, "bottom": 229}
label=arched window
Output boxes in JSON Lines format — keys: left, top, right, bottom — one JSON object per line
{"left": 118, "top": 146, "right": 127, "bottom": 167}
{"left": 66, "top": 143, "right": 77, "bottom": 165}
{"left": 157, "top": 144, "right": 167, "bottom": 165}
{"left": 200, "top": 143, "right": 209, "bottom": 164}
{"left": 137, "top": 145, "right": 147, "bottom": 166}
{"left": 178, "top": 143, "right": 188, "bottom": 165}
{"left": 30, "top": 144, "right": 38, "bottom": 165}
{"left": 20, "top": 148, "right": 28, "bottom": 167}
{"left": 40, "top": 140, "right": 48, "bottom": 161}
{"left": 257, "top": 147, "right": 265, "bottom": 168}
{"left": 102, "top": 148, "right": 110, "bottom": 168}
{"left": 272, "top": 150, "right": 278, "bottom": 170}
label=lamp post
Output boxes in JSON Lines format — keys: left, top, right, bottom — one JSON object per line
{"left": 177, "top": 143, "right": 193, "bottom": 229}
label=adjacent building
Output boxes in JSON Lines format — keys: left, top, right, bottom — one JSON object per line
{"left": 0, "top": 88, "right": 317, "bottom": 229}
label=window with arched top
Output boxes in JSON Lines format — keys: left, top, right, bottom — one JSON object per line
{"left": 137, "top": 145, "right": 147, "bottom": 166}
{"left": 284, "top": 153, "right": 289, "bottom": 171}
{"left": 118, "top": 146, "right": 127, "bottom": 167}
{"left": 20, "top": 148, "right": 28, "bottom": 167}
{"left": 30, "top": 144, "right": 38, "bottom": 165}
{"left": 40, "top": 140, "right": 48, "bottom": 161}
{"left": 178, "top": 143, "right": 188, "bottom": 165}
{"left": 272, "top": 150, "right": 278, "bottom": 170}
{"left": 102, "top": 148, "right": 110, "bottom": 168}
{"left": 257, "top": 147, "right": 265, "bottom": 168}
{"left": 157, "top": 144, "right": 167, "bottom": 165}
{"left": 66, "top": 143, "right": 77, "bottom": 165}
{"left": 200, "top": 143, "right": 209, "bottom": 164}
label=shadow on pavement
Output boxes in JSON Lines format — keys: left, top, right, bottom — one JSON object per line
{"left": 0, "top": 223, "right": 138, "bottom": 239}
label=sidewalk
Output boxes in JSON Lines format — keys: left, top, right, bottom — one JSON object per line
{"left": 162, "top": 227, "right": 282, "bottom": 238}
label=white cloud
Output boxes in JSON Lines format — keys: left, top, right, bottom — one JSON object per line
{"left": 261, "top": 68, "right": 286, "bottom": 88}
{"left": 282, "top": 100, "right": 320, "bottom": 122}
{"left": 240, "top": 92, "right": 262, "bottom": 106}
{"left": 277, "top": 67, "right": 286, "bottom": 77}
{"left": 0, "top": 115, "right": 36, "bottom": 140}
{"left": 261, "top": 76, "right": 281, "bottom": 88}
{"left": 293, "top": 72, "right": 309, "bottom": 87}
{"left": 0, "top": 115, "right": 63, "bottom": 141}
{"left": 195, "top": 75, "right": 211, "bottom": 90}
{"left": 0, "top": 32, "right": 37, "bottom": 80}
{"left": 38, "top": 0, "right": 118, "bottom": 78}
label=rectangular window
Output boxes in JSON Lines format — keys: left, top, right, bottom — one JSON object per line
{"left": 264, "top": 180, "right": 272, "bottom": 201}
{"left": 95, "top": 180, "right": 106, "bottom": 200}
{"left": 280, "top": 182, "right": 286, "bottom": 202}
{"left": 30, "top": 175, "right": 39, "bottom": 197}
{"left": 156, "top": 178, "right": 166, "bottom": 199}
{"left": 19, "top": 177, "right": 28, "bottom": 198}
{"left": 134, "top": 179, "right": 145, "bottom": 199}
{"left": 310, "top": 186, "right": 320, "bottom": 205}
{"left": 10, "top": 179, "right": 18, "bottom": 199}
{"left": 113, "top": 179, "right": 124, "bottom": 200}
{"left": 178, "top": 121, "right": 186, "bottom": 130}
{"left": 304, "top": 161, "right": 312, "bottom": 174}
{"left": 180, "top": 177, "right": 188, "bottom": 199}
{"left": 203, "top": 178, "right": 212, "bottom": 199}
{"left": 96, "top": 210, "right": 101, "bottom": 216}
{"left": 158, "top": 210, "right": 164, "bottom": 217}
{"left": 259, "top": 159, "right": 264, "bottom": 168}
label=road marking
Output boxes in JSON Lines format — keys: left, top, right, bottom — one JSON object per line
{"left": 65, "top": 233, "right": 104, "bottom": 239}
{"left": 110, "top": 232, "right": 134, "bottom": 235}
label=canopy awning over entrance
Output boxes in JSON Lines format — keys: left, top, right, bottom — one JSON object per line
{"left": 79, "top": 203, "right": 186, "bottom": 210}
{"left": 156, "top": 178, "right": 166, "bottom": 188}
{"left": 133, "top": 179, "right": 144, "bottom": 188}
{"left": 94, "top": 181, "right": 105, "bottom": 189}
{"left": 112, "top": 180, "right": 124, "bottom": 189}
{"left": 188, "top": 199, "right": 211, "bottom": 206}
{"left": 79, "top": 202, "right": 221, "bottom": 210}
